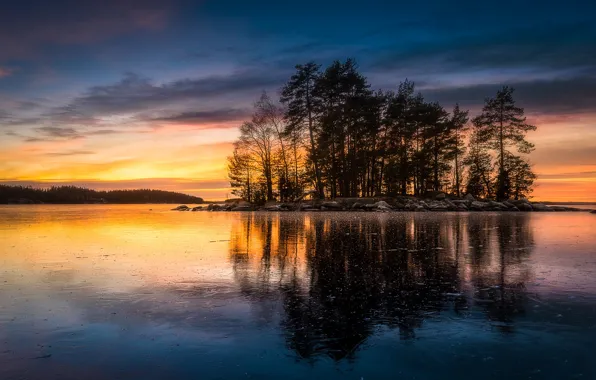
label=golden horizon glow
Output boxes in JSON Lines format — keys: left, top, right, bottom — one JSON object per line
{"left": 1, "top": 114, "right": 596, "bottom": 202}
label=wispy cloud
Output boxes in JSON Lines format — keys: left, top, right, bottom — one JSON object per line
{"left": 44, "top": 150, "right": 96, "bottom": 157}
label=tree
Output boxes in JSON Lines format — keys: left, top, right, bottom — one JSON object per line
{"left": 281, "top": 62, "right": 324, "bottom": 198}
{"left": 504, "top": 153, "right": 536, "bottom": 200}
{"left": 472, "top": 87, "right": 536, "bottom": 200}
{"left": 464, "top": 132, "right": 494, "bottom": 199}
{"left": 236, "top": 100, "right": 278, "bottom": 201}
{"left": 254, "top": 92, "right": 294, "bottom": 201}
{"left": 383, "top": 80, "right": 421, "bottom": 195}
{"left": 448, "top": 104, "right": 470, "bottom": 197}
{"left": 420, "top": 101, "right": 450, "bottom": 193}
{"left": 228, "top": 146, "right": 254, "bottom": 202}
{"left": 314, "top": 58, "right": 372, "bottom": 197}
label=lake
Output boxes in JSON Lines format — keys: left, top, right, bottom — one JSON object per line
{"left": 1, "top": 205, "right": 595, "bottom": 380}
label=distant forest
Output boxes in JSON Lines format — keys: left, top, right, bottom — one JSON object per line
{"left": 0, "top": 185, "right": 204, "bottom": 204}
{"left": 228, "top": 59, "right": 537, "bottom": 203}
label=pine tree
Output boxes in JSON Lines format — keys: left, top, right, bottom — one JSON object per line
{"left": 464, "top": 133, "right": 494, "bottom": 199}
{"left": 448, "top": 104, "right": 470, "bottom": 197}
{"left": 281, "top": 62, "right": 324, "bottom": 199}
{"left": 472, "top": 87, "right": 536, "bottom": 200}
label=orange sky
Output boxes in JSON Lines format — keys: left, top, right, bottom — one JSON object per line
{"left": 1, "top": 112, "right": 595, "bottom": 202}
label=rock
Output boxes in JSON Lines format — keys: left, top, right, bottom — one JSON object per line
{"left": 444, "top": 199, "right": 457, "bottom": 208}
{"left": 263, "top": 204, "right": 282, "bottom": 211}
{"left": 550, "top": 206, "right": 570, "bottom": 212}
{"left": 531, "top": 203, "right": 553, "bottom": 212}
{"left": 351, "top": 202, "right": 365, "bottom": 210}
{"left": 300, "top": 203, "right": 317, "bottom": 210}
{"left": 405, "top": 202, "right": 418, "bottom": 211}
{"left": 428, "top": 201, "right": 449, "bottom": 211}
{"left": 393, "top": 202, "right": 405, "bottom": 210}
{"left": 590, "top": 210, "right": 596, "bottom": 214}
{"left": 416, "top": 206, "right": 428, "bottom": 212}
{"left": 191, "top": 206, "right": 203, "bottom": 211}
{"left": 517, "top": 202, "right": 533, "bottom": 211}
{"left": 172, "top": 205, "right": 190, "bottom": 211}
{"left": 321, "top": 201, "right": 343, "bottom": 210}
{"left": 470, "top": 201, "right": 488, "bottom": 211}
{"left": 435, "top": 192, "right": 446, "bottom": 200}
{"left": 280, "top": 203, "right": 296, "bottom": 211}
{"left": 502, "top": 201, "right": 515, "bottom": 208}
{"left": 231, "top": 205, "right": 252, "bottom": 211}
{"left": 456, "top": 204, "right": 468, "bottom": 211}
{"left": 464, "top": 194, "right": 476, "bottom": 201}
{"left": 488, "top": 201, "right": 508, "bottom": 210}
{"left": 373, "top": 201, "right": 392, "bottom": 210}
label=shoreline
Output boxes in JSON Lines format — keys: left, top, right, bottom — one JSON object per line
{"left": 172, "top": 196, "right": 596, "bottom": 213}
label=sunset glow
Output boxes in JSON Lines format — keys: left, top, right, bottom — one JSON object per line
{"left": 1, "top": 2, "right": 595, "bottom": 201}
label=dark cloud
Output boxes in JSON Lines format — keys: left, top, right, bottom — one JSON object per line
{"left": 370, "top": 21, "right": 596, "bottom": 74}
{"left": 151, "top": 108, "right": 251, "bottom": 124}
{"left": 67, "top": 71, "right": 283, "bottom": 117}
{"left": 35, "top": 126, "right": 81, "bottom": 139}
{"left": 421, "top": 76, "right": 596, "bottom": 115}
{"left": 0, "top": 0, "right": 175, "bottom": 60}
{"left": 22, "top": 126, "right": 122, "bottom": 142}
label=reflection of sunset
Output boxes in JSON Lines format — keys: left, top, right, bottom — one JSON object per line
{"left": 3, "top": 207, "right": 595, "bottom": 297}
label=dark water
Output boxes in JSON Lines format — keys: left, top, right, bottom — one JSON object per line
{"left": 1, "top": 205, "right": 595, "bottom": 380}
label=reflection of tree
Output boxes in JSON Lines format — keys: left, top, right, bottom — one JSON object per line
{"left": 467, "top": 214, "right": 534, "bottom": 332}
{"left": 228, "top": 213, "right": 535, "bottom": 360}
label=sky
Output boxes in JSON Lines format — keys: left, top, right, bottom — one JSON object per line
{"left": 1, "top": 0, "right": 595, "bottom": 201}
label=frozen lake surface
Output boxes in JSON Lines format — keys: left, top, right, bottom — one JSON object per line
{"left": 1, "top": 205, "right": 595, "bottom": 380}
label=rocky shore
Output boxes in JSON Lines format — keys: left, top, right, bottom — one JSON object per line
{"left": 172, "top": 194, "right": 593, "bottom": 213}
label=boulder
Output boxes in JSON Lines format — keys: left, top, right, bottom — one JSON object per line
{"left": 428, "top": 201, "right": 449, "bottom": 211}
{"left": 373, "top": 201, "right": 392, "bottom": 210}
{"left": 405, "top": 202, "right": 418, "bottom": 211}
{"left": 444, "top": 199, "right": 459, "bottom": 210}
{"left": 351, "top": 202, "right": 364, "bottom": 210}
{"left": 231, "top": 205, "right": 253, "bottom": 211}
{"left": 488, "top": 201, "right": 508, "bottom": 211}
{"left": 470, "top": 201, "right": 488, "bottom": 211}
{"left": 191, "top": 206, "right": 203, "bottom": 211}
{"left": 456, "top": 204, "right": 468, "bottom": 211}
{"left": 263, "top": 204, "right": 282, "bottom": 211}
{"left": 280, "top": 203, "right": 297, "bottom": 211}
{"left": 464, "top": 194, "right": 476, "bottom": 201}
{"left": 517, "top": 202, "right": 533, "bottom": 211}
{"left": 502, "top": 201, "right": 515, "bottom": 208}
{"left": 321, "top": 201, "right": 343, "bottom": 210}
{"left": 435, "top": 192, "right": 446, "bottom": 200}
{"left": 172, "top": 205, "right": 190, "bottom": 211}
{"left": 532, "top": 203, "right": 553, "bottom": 212}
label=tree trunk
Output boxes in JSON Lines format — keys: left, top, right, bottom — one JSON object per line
{"left": 306, "top": 84, "right": 324, "bottom": 199}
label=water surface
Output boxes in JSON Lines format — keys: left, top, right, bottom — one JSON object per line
{"left": 1, "top": 205, "right": 595, "bottom": 379}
